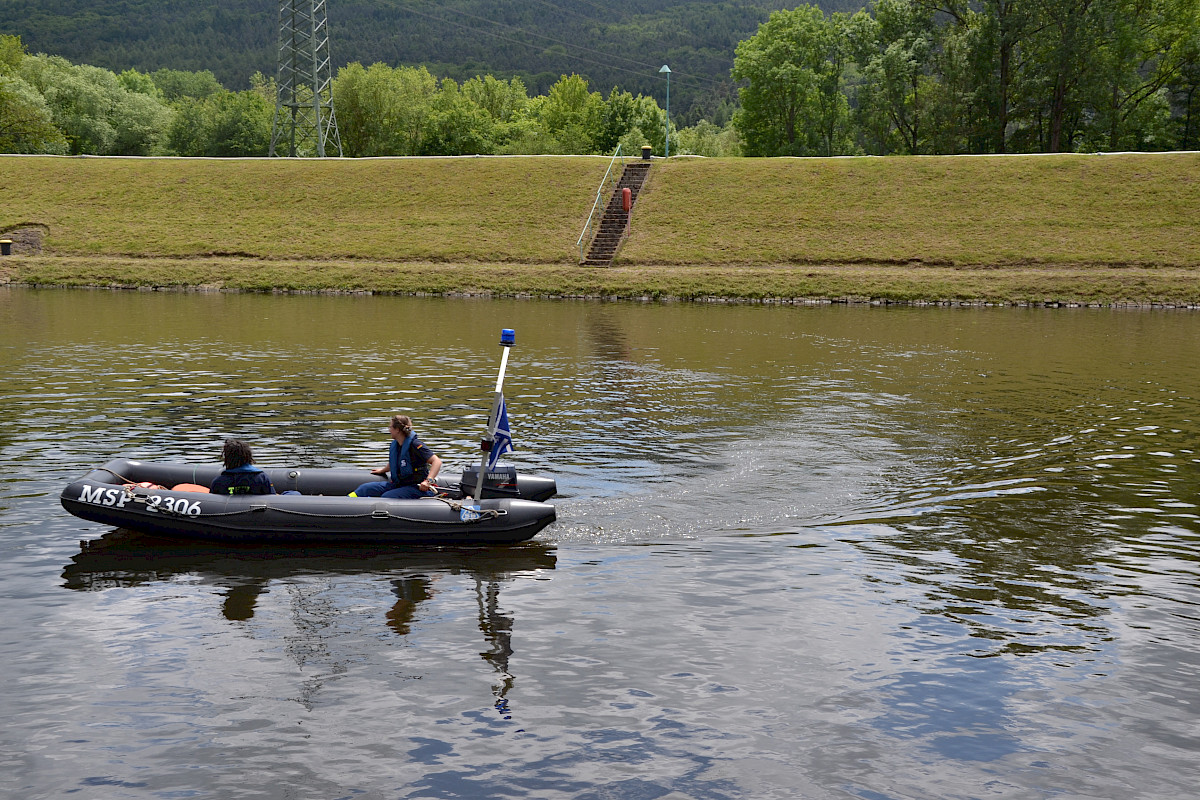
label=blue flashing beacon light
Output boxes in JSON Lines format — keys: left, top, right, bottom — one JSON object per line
{"left": 500, "top": 328, "right": 516, "bottom": 347}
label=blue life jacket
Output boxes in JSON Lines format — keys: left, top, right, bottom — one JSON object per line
{"left": 388, "top": 434, "right": 427, "bottom": 486}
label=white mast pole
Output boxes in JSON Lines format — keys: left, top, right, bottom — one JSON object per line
{"left": 474, "top": 329, "right": 514, "bottom": 505}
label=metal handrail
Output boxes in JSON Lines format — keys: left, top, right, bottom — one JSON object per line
{"left": 577, "top": 145, "right": 625, "bottom": 262}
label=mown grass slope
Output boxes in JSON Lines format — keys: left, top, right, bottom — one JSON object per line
{"left": 3, "top": 156, "right": 607, "bottom": 262}
{"left": 3, "top": 153, "right": 1199, "bottom": 304}
{"left": 623, "top": 153, "right": 1200, "bottom": 267}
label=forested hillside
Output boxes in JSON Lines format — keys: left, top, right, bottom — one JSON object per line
{"left": 0, "top": 0, "right": 858, "bottom": 122}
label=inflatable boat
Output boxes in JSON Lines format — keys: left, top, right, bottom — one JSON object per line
{"left": 60, "top": 458, "right": 557, "bottom": 545}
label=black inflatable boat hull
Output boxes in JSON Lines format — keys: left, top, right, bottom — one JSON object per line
{"left": 61, "top": 459, "right": 557, "bottom": 545}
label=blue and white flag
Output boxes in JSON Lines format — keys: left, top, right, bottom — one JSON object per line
{"left": 488, "top": 396, "right": 513, "bottom": 470}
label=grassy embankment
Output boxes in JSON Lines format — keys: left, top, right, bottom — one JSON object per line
{"left": 3, "top": 152, "right": 1198, "bottom": 305}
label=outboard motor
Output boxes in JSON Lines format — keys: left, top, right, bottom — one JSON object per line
{"left": 459, "top": 465, "right": 520, "bottom": 498}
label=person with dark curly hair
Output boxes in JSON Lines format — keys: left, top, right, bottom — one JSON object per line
{"left": 210, "top": 438, "right": 276, "bottom": 496}
{"left": 350, "top": 414, "right": 442, "bottom": 500}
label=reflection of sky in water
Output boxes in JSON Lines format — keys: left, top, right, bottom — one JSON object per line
{"left": 869, "top": 617, "right": 1038, "bottom": 763}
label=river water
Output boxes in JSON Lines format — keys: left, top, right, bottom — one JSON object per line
{"left": 1, "top": 288, "right": 1197, "bottom": 799}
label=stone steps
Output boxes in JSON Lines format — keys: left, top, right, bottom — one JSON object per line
{"left": 582, "top": 162, "right": 652, "bottom": 266}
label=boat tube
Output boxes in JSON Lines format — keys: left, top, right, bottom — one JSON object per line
{"left": 61, "top": 458, "right": 557, "bottom": 545}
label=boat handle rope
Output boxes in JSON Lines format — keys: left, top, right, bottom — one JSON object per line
{"left": 119, "top": 491, "right": 506, "bottom": 524}
{"left": 262, "top": 504, "right": 507, "bottom": 524}
{"left": 112, "top": 482, "right": 508, "bottom": 524}
{"left": 434, "top": 497, "right": 505, "bottom": 521}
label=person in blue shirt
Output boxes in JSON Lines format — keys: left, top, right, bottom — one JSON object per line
{"left": 210, "top": 439, "right": 276, "bottom": 495}
{"left": 350, "top": 414, "right": 442, "bottom": 500}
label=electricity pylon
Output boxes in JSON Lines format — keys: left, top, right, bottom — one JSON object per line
{"left": 269, "top": 0, "right": 343, "bottom": 157}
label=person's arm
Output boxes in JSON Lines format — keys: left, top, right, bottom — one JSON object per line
{"left": 419, "top": 454, "right": 443, "bottom": 490}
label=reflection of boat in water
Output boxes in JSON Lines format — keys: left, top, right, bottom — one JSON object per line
{"left": 63, "top": 528, "right": 553, "bottom": 714}
{"left": 61, "top": 458, "right": 557, "bottom": 546}
{"left": 62, "top": 527, "right": 557, "bottom": 594}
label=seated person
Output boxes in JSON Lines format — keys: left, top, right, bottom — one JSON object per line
{"left": 350, "top": 414, "right": 442, "bottom": 500}
{"left": 210, "top": 439, "right": 276, "bottom": 495}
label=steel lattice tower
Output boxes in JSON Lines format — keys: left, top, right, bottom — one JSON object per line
{"left": 269, "top": 0, "right": 342, "bottom": 157}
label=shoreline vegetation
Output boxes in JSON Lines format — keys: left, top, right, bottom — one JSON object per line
{"left": 3, "top": 152, "right": 1199, "bottom": 308}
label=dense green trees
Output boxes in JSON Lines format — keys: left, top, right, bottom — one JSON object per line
{"left": 0, "top": 30, "right": 740, "bottom": 158}
{"left": 14, "top": 53, "right": 171, "bottom": 155}
{"left": 0, "top": 34, "right": 276, "bottom": 157}
{"left": 166, "top": 79, "right": 273, "bottom": 157}
{"left": 0, "top": 35, "right": 737, "bottom": 158}
{"left": 0, "top": 36, "right": 67, "bottom": 153}
{"left": 330, "top": 64, "right": 732, "bottom": 157}
{"left": 1, "top": 0, "right": 783, "bottom": 123}
{"left": 733, "top": 0, "right": 1200, "bottom": 155}
{"left": 10, "top": 0, "right": 1195, "bottom": 161}
{"left": 332, "top": 62, "right": 436, "bottom": 157}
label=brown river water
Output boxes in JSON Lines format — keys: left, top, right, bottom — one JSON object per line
{"left": 1, "top": 287, "right": 1197, "bottom": 799}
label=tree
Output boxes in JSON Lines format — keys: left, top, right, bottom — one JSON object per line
{"left": 462, "top": 74, "right": 532, "bottom": 152}
{"left": 540, "top": 74, "right": 604, "bottom": 153}
{"left": 17, "top": 55, "right": 173, "bottom": 155}
{"left": 150, "top": 68, "right": 225, "bottom": 102}
{"left": 634, "top": 93, "right": 672, "bottom": 156}
{"left": 923, "top": 11, "right": 983, "bottom": 153}
{"left": 593, "top": 88, "right": 668, "bottom": 155}
{"left": 1082, "top": 0, "right": 1199, "bottom": 150}
{"left": 617, "top": 124, "right": 651, "bottom": 156}
{"left": 732, "top": 5, "right": 821, "bottom": 156}
{"left": 462, "top": 74, "right": 528, "bottom": 123}
{"left": 166, "top": 89, "right": 272, "bottom": 156}
{"left": 421, "top": 78, "right": 498, "bottom": 155}
{"left": 815, "top": 13, "right": 857, "bottom": 156}
{"left": 732, "top": 5, "right": 853, "bottom": 156}
{"left": 0, "top": 75, "right": 68, "bottom": 154}
{"left": 1171, "top": 49, "right": 1200, "bottom": 148}
{"left": 118, "top": 68, "right": 163, "bottom": 99}
{"left": 676, "top": 119, "right": 742, "bottom": 156}
{"left": 332, "top": 62, "right": 439, "bottom": 157}
{"left": 248, "top": 71, "right": 275, "bottom": 104}
{"left": 20, "top": 56, "right": 113, "bottom": 154}
{"left": 596, "top": 87, "right": 641, "bottom": 154}
{"left": 1023, "top": 0, "right": 1108, "bottom": 151}
{"left": 495, "top": 95, "right": 561, "bottom": 154}
{"left": 166, "top": 100, "right": 211, "bottom": 157}
{"left": 333, "top": 62, "right": 402, "bottom": 157}
{"left": 205, "top": 91, "right": 272, "bottom": 156}
{"left": 962, "top": 0, "right": 1039, "bottom": 152}
{"left": 0, "top": 35, "right": 67, "bottom": 154}
{"left": 0, "top": 33, "right": 25, "bottom": 75}
{"left": 390, "top": 67, "right": 440, "bottom": 155}
{"left": 111, "top": 89, "right": 174, "bottom": 155}
{"left": 850, "top": 0, "right": 939, "bottom": 154}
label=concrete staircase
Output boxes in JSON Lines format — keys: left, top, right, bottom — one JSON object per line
{"left": 581, "top": 161, "right": 651, "bottom": 266}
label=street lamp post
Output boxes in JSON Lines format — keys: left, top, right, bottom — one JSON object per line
{"left": 659, "top": 64, "right": 671, "bottom": 158}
